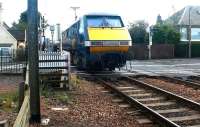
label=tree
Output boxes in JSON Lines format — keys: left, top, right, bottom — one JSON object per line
{"left": 152, "top": 24, "right": 180, "bottom": 44}
{"left": 129, "top": 20, "right": 149, "bottom": 44}
{"left": 10, "top": 10, "right": 41, "bottom": 30}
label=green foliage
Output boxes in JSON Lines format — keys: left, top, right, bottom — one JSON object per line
{"left": 129, "top": 20, "right": 149, "bottom": 44}
{"left": 15, "top": 48, "right": 26, "bottom": 61}
{"left": 152, "top": 24, "right": 180, "bottom": 44}
{"left": 11, "top": 10, "right": 41, "bottom": 30}
{"left": 41, "top": 89, "right": 72, "bottom": 105}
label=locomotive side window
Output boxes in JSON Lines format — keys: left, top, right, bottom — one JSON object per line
{"left": 79, "top": 18, "right": 84, "bottom": 34}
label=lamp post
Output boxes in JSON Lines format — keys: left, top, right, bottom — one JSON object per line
{"left": 188, "top": 7, "right": 192, "bottom": 58}
{"left": 148, "top": 26, "right": 153, "bottom": 59}
{"left": 70, "top": 7, "right": 80, "bottom": 21}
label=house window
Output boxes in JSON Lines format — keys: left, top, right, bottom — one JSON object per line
{"left": 0, "top": 47, "right": 11, "bottom": 56}
{"left": 191, "top": 28, "right": 200, "bottom": 41}
{"left": 180, "top": 27, "right": 187, "bottom": 41}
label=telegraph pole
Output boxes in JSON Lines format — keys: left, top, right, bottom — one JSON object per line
{"left": 70, "top": 7, "right": 80, "bottom": 21}
{"left": 28, "top": 0, "right": 41, "bottom": 123}
{"left": 188, "top": 7, "right": 192, "bottom": 58}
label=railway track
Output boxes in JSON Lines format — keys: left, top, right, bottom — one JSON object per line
{"left": 133, "top": 75, "right": 200, "bottom": 90}
{"left": 98, "top": 76, "right": 200, "bottom": 127}
{"left": 71, "top": 68, "right": 139, "bottom": 78}
{"left": 127, "top": 68, "right": 200, "bottom": 89}
{"left": 186, "top": 76, "right": 200, "bottom": 85}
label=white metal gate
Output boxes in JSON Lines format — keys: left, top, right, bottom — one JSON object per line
{"left": 39, "top": 51, "right": 71, "bottom": 89}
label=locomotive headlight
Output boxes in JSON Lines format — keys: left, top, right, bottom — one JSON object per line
{"left": 129, "top": 41, "right": 132, "bottom": 46}
{"left": 85, "top": 41, "right": 91, "bottom": 47}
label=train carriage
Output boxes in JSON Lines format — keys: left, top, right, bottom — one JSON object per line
{"left": 62, "top": 13, "right": 132, "bottom": 70}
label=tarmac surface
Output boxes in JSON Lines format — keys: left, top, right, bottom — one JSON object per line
{"left": 123, "top": 58, "right": 200, "bottom": 77}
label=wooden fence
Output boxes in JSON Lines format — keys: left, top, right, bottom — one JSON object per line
{"left": 13, "top": 66, "right": 30, "bottom": 127}
{"left": 128, "top": 44, "right": 174, "bottom": 60}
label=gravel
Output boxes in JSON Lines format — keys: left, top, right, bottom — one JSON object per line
{"left": 138, "top": 77, "right": 200, "bottom": 103}
{"left": 0, "top": 75, "right": 22, "bottom": 126}
{"left": 31, "top": 79, "right": 144, "bottom": 127}
{"left": 0, "top": 75, "right": 22, "bottom": 93}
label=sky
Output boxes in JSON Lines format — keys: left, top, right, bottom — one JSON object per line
{"left": 0, "top": 0, "right": 200, "bottom": 38}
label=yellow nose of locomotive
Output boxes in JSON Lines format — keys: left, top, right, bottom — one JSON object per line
{"left": 87, "top": 27, "right": 132, "bottom": 53}
{"left": 88, "top": 27, "right": 131, "bottom": 40}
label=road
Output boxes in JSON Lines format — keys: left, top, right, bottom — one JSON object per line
{"left": 122, "top": 58, "right": 200, "bottom": 76}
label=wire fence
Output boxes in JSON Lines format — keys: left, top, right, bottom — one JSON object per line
{"left": 0, "top": 49, "right": 26, "bottom": 74}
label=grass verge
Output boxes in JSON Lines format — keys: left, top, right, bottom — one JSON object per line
{"left": 0, "top": 91, "right": 18, "bottom": 112}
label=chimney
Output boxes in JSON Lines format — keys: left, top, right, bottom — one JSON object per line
{"left": 0, "top": 3, "right": 2, "bottom": 25}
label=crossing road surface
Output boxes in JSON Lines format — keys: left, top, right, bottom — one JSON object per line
{"left": 123, "top": 58, "right": 200, "bottom": 77}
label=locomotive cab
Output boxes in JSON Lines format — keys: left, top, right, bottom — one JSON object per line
{"left": 62, "top": 13, "right": 132, "bottom": 70}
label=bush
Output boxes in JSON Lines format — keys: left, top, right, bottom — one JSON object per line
{"left": 15, "top": 48, "right": 26, "bottom": 61}
{"left": 152, "top": 24, "right": 180, "bottom": 44}
{"left": 129, "top": 20, "right": 149, "bottom": 44}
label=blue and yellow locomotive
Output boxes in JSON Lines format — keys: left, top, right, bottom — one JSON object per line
{"left": 62, "top": 13, "right": 132, "bottom": 70}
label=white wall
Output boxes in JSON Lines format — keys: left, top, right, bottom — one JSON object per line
{"left": 0, "top": 25, "right": 17, "bottom": 49}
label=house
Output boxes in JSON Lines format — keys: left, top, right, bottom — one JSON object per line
{"left": 8, "top": 30, "right": 26, "bottom": 48}
{"left": 0, "top": 23, "right": 17, "bottom": 51}
{"left": 166, "top": 6, "right": 200, "bottom": 43}
{"left": 166, "top": 6, "right": 200, "bottom": 57}
{"left": 0, "top": 3, "right": 17, "bottom": 55}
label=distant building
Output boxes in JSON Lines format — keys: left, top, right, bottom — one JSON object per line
{"left": 166, "top": 6, "right": 200, "bottom": 43}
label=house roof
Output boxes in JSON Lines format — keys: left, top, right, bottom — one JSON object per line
{"left": 179, "top": 6, "right": 200, "bottom": 25}
{"left": 0, "top": 25, "right": 17, "bottom": 45}
{"left": 165, "top": 8, "right": 185, "bottom": 25}
{"left": 8, "top": 30, "right": 25, "bottom": 41}
{"left": 2, "top": 22, "right": 10, "bottom": 30}
{"left": 166, "top": 6, "right": 200, "bottom": 26}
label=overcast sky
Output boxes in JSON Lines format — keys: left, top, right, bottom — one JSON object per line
{"left": 0, "top": 0, "right": 200, "bottom": 37}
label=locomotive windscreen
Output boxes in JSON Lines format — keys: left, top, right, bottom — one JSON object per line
{"left": 86, "top": 16, "right": 123, "bottom": 28}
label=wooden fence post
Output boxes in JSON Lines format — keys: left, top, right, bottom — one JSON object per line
{"left": 18, "top": 82, "right": 25, "bottom": 112}
{"left": 0, "top": 50, "right": 2, "bottom": 72}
